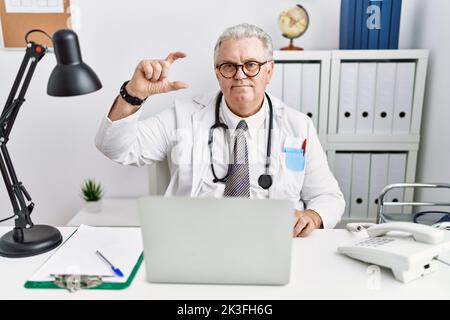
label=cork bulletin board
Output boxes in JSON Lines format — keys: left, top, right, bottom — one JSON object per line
{"left": 0, "top": 0, "right": 71, "bottom": 49}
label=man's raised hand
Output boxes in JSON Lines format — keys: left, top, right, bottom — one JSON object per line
{"left": 126, "top": 51, "right": 188, "bottom": 100}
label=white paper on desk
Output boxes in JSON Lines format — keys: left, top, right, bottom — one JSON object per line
{"left": 28, "top": 225, "right": 143, "bottom": 283}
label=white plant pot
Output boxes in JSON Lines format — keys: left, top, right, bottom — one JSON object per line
{"left": 85, "top": 200, "right": 102, "bottom": 213}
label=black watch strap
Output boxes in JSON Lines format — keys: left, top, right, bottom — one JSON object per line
{"left": 120, "top": 81, "right": 146, "bottom": 106}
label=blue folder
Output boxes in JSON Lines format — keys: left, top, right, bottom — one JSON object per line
{"left": 353, "top": 0, "right": 364, "bottom": 49}
{"left": 361, "top": 0, "right": 371, "bottom": 49}
{"left": 367, "top": 1, "right": 380, "bottom": 49}
{"left": 340, "top": 0, "right": 356, "bottom": 49}
{"left": 379, "top": 0, "right": 393, "bottom": 49}
{"left": 389, "top": 0, "right": 402, "bottom": 49}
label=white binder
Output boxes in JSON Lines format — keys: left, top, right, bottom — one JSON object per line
{"left": 356, "top": 63, "right": 377, "bottom": 134}
{"left": 338, "top": 63, "right": 358, "bottom": 134}
{"left": 350, "top": 153, "right": 371, "bottom": 218}
{"left": 301, "top": 63, "right": 321, "bottom": 129}
{"left": 386, "top": 153, "right": 407, "bottom": 211}
{"left": 368, "top": 153, "right": 389, "bottom": 219}
{"left": 393, "top": 62, "right": 416, "bottom": 134}
{"left": 283, "top": 63, "right": 302, "bottom": 112}
{"left": 334, "top": 153, "right": 353, "bottom": 217}
{"left": 268, "top": 63, "right": 284, "bottom": 100}
{"left": 374, "top": 63, "right": 396, "bottom": 134}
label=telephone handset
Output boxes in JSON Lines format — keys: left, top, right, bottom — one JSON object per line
{"left": 338, "top": 222, "right": 450, "bottom": 283}
{"left": 366, "top": 222, "right": 445, "bottom": 244}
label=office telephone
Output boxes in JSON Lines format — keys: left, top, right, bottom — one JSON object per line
{"left": 338, "top": 222, "right": 450, "bottom": 283}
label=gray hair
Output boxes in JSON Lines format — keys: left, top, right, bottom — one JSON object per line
{"left": 214, "top": 23, "right": 273, "bottom": 65}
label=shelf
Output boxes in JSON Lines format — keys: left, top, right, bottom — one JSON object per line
{"left": 331, "top": 49, "right": 429, "bottom": 61}
{"left": 327, "top": 134, "right": 420, "bottom": 144}
{"left": 325, "top": 142, "right": 419, "bottom": 152}
{"left": 258, "top": 50, "right": 427, "bottom": 223}
{"left": 273, "top": 50, "right": 330, "bottom": 61}
{"left": 67, "top": 198, "right": 139, "bottom": 227}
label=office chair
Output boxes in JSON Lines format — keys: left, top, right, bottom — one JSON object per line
{"left": 148, "top": 161, "right": 171, "bottom": 196}
{"left": 377, "top": 183, "right": 450, "bottom": 224}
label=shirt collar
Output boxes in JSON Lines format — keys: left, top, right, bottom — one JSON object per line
{"left": 221, "top": 96, "right": 267, "bottom": 139}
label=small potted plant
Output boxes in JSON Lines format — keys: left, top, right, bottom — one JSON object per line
{"left": 81, "top": 179, "right": 104, "bottom": 213}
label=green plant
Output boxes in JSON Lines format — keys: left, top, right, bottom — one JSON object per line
{"left": 81, "top": 179, "right": 104, "bottom": 202}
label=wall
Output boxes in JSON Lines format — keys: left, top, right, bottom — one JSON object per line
{"left": 400, "top": 0, "right": 450, "bottom": 207}
{"left": 0, "top": 0, "right": 342, "bottom": 226}
{"left": 0, "top": 0, "right": 447, "bottom": 226}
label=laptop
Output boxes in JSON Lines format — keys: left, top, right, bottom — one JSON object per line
{"left": 138, "top": 197, "right": 294, "bottom": 285}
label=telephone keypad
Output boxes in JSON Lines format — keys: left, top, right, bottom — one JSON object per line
{"left": 355, "top": 238, "right": 395, "bottom": 247}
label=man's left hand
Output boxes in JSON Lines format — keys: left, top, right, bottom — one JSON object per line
{"left": 293, "top": 210, "right": 323, "bottom": 237}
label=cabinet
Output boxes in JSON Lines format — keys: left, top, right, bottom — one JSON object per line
{"left": 270, "top": 50, "right": 429, "bottom": 224}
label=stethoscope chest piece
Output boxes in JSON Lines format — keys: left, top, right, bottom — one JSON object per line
{"left": 258, "top": 174, "right": 273, "bottom": 190}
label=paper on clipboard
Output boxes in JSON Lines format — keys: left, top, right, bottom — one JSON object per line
{"left": 5, "top": 0, "right": 64, "bottom": 13}
{"left": 28, "top": 225, "right": 143, "bottom": 284}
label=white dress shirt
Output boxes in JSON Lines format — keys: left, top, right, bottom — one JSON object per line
{"left": 199, "top": 96, "right": 271, "bottom": 199}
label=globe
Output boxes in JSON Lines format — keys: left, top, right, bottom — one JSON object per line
{"left": 278, "top": 4, "right": 309, "bottom": 50}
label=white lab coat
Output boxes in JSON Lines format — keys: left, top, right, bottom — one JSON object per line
{"left": 95, "top": 92, "right": 345, "bottom": 228}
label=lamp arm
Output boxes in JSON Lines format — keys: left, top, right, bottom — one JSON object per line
{"left": 1, "top": 43, "right": 46, "bottom": 136}
{"left": 0, "top": 46, "right": 31, "bottom": 122}
{"left": 0, "top": 42, "right": 47, "bottom": 231}
{"left": 0, "top": 145, "right": 33, "bottom": 229}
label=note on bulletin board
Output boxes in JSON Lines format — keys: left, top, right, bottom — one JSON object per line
{"left": 0, "top": 0, "right": 71, "bottom": 49}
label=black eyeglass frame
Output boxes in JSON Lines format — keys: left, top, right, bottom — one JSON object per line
{"left": 215, "top": 60, "right": 272, "bottom": 79}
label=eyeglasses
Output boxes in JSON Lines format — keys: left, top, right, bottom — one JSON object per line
{"left": 216, "top": 60, "right": 272, "bottom": 79}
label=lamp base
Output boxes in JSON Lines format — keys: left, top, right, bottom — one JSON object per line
{"left": 0, "top": 225, "right": 62, "bottom": 258}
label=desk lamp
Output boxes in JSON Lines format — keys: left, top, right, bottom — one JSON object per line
{"left": 0, "top": 29, "right": 102, "bottom": 258}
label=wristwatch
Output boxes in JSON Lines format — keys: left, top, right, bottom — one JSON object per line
{"left": 120, "top": 81, "right": 146, "bottom": 106}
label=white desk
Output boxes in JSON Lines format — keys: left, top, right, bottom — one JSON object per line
{"left": 67, "top": 198, "right": 140, "bottom": 227}
{"left": 1, "top": 227, "right": 450, "bottom": 300}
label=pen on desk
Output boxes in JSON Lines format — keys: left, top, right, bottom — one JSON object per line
{"left": 96, "top": 250, "right": 124, "bottom": 277}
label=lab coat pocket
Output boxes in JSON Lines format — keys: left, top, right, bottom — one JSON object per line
{"left": 283, "top": 147, "right": 306, "bottom": 172}
{"left": 279, "top": 152, "right": 306, "bottom": 198}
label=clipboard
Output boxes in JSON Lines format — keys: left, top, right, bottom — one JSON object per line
{"left": 24, "top": 225, "right": 144, "bottom": 292}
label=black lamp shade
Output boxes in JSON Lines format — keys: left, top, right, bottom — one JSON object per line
{"left": 47, "top": 29, "right": 102, "bottom": 97}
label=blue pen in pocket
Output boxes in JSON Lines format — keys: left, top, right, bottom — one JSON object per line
{"left": 283, "top": 147, "right": 306, "bottom": 172}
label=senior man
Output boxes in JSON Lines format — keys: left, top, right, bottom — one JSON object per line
{"left": 95, "top": 23, "right": 345, "bottom": 237}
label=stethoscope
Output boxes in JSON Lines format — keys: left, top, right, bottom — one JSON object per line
{"left": 208, "top": 92, "right": 274, "bottom": 190}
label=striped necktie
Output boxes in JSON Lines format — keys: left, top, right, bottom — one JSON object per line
{"left": 224, "top": 120, "right": 250, "bottom": 198}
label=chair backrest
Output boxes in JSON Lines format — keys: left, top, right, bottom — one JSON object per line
{"left": 377, "top": 183, "right": 450, "bottom": 223}
{"left": 148, "top": 161, "right": 171, "bottom": 195}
